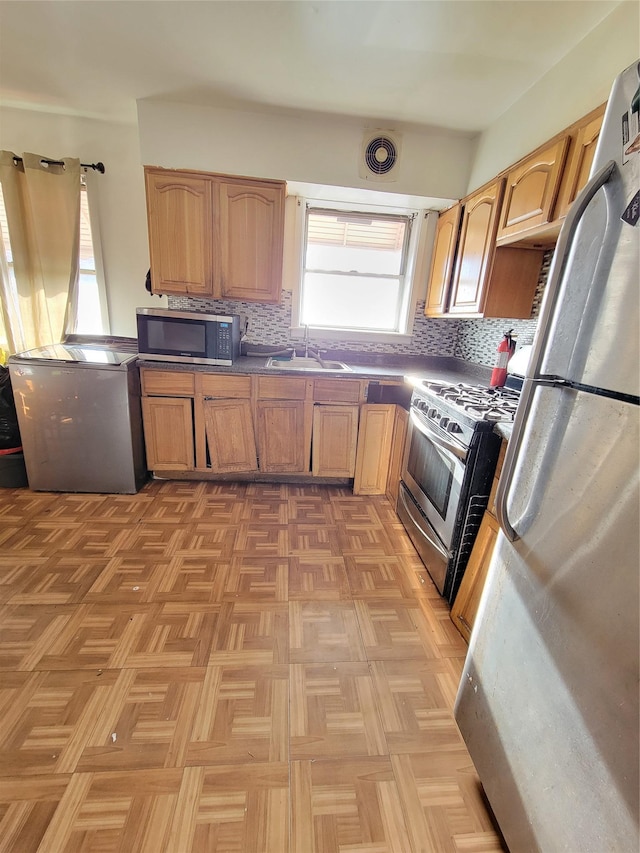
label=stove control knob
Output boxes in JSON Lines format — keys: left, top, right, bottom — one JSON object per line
{"left": 447, "top": 422, "right": 462, "bottom": 434}
{"left": 427, "top": 407, "right": 438, "bottom": 419}
{"left": 440, "top": 416, "right": 450, "bottom": 429}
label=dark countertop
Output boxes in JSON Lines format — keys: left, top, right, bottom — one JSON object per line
{"left": 493, "top": 422, "right": 514, "bottom": 441}
{"left": 136, "top": 353, "right": 494, "bottom": 388}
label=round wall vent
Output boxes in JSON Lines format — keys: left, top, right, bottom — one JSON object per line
{"left": 364, "top": 136, "right": 398, "bottom": 175}
{"left": 359, "top": 130, "right": 402, "bottom": 182}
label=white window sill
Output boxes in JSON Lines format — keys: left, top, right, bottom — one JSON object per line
{"left": 290, "top": 327, "right": 413, "bottom": 345}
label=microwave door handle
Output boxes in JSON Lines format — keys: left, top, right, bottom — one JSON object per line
{"left": 496, "top": 160, "right": 616, "bottom": 543}
{"left": 409, "top": 409, "right": 467, "bottom": 463}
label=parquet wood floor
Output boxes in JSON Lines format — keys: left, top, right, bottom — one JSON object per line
{"left": 0, "top": 481, "right": 506, "bottom": 853}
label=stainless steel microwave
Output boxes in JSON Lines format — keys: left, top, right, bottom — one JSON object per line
{"left": 136, "top": 308, "right": 241, "bottom": 366}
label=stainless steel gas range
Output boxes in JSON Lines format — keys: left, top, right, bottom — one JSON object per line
{"left": 398, "top": 379, "right": 520, "bottom": 605}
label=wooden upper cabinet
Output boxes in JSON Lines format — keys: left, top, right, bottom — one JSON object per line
{"left": 219, "top": 180, "right": 285, "bottom": 303}
{"left": 555, "top": 104, "right": 606, "bottom": 220}
{"left": 496, "top": 137, "right": 570, "bottom": 243}
{"left": 145, "top": 170, "right": 213, "bottom": 296}
{"left": 448, "top": 180, "right": 505, "bottom": 316}
{"left": 425, "top": 204, "right": 462, "bottom": 317}
{"left": 144, "top": 167, "right": 285, "bottom": 302}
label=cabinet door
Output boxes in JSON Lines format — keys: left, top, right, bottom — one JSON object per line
{"left": 145, "top": 169, "right": 214, "bottom": 296}
{"left": 496, "top": 137, "right": 569, "bottom": 242}
{"left": 425, "top": 204, "right": 461, "bottom": 316}
{"left": 218, "top": 180, "right": 285, "bottom": 303}
{"left": 555, "top": 106, "right": 605, "bottom": 219}
{"left": 203, "top": 399, "right": 258, "bottom": 474}
{"left": 385, "top": 406, "right": 408, "bottom": 508}
{"left": 487, "top": 439, "right": 507, "bottom": 518}
{"left": 448, "top": 180, "right": 504, "bottom": 316}
{"left": 353, "top": 404, "right": 395, "bottom": 495}
{"left": 256, "top": 400, "right": 307, "bottom": 473}
{"left": 450, "top": 513, "right": 500, "bottom": 644}
{"left": 312, "top": 405, "right": 359, "bottom": 477}
{"left": 141, "top": 397, "right": 194, "bottom": 471}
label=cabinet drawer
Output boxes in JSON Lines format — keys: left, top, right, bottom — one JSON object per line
{"left": 200, "top": 373, "right": 252, "bottom": 399}
{"left": 256, "top": 376, "right": 308, "bottom": 400}
{"left": 141, "top": 369, "right": 195, "bottom": 397}
{"left": 313, "top": 378, "right": 364, "bottom": 403}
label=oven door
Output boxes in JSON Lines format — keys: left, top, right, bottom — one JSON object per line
{"left": 401, "top": 407, "right": 466, "bottom": 549}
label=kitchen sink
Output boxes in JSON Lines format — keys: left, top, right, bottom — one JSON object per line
{"left": 265, "top": 356, "right": 352, "bottom": 372}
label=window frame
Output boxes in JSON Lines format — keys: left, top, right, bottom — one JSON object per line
{"left": 291, "top": 197, "right": 426, "bottom": 343}
{"left": 74, "top": 171, "right": 110, "bottom": 336}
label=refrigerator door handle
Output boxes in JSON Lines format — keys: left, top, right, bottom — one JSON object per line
{"left": 496, "top": 160, "right": 616, "bottom": 542}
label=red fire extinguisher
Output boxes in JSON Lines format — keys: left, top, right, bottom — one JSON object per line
{"left": 490, "top": 330, "right": 516, "bottom": 388}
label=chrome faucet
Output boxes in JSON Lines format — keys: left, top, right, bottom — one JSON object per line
{"left": 303, "top": 324, "right": 310, "bottom": 358}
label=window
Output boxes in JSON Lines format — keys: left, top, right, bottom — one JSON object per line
{"left": 0, "top": 185, "right": 18, "bottom": 356}
{"left": 76, "top": 179, "right": 106, "bottom": 335}
{"left": 300, "top": 207, "right": 414, "bottom": 334}
{"left": 0, "top": 174, "right": 106, "bottom": 353}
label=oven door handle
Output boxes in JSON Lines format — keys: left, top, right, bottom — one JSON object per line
{"left": 409, "top": 409, "right": 467, "bottom": 463}
{"left": 398, "top": 485, "right": 451, "bottom": 560}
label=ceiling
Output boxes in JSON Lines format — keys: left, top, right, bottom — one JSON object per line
{"left": 0, "top": 0, "right": 623, "bottom": 133}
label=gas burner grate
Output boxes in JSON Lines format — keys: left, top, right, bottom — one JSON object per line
{"left": 465, "top": 404, "right": 518, "bottom": 423}
{"left": 417, "top": 380, "right": 520, "bottom": 423}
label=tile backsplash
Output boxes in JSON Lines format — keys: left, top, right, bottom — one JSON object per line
{"left": 169, "top": 250, "right": 552, "bottom": 367}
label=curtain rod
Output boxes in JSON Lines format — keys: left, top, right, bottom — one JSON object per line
{"left": 12, "top": 156, "right": 105, "bottom": 174}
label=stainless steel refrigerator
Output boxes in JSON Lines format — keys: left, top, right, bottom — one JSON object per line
{"left": 9, "top": 343, "right": 147, "bottom": 494}
{"left": 455, "top": 61, "right": 640, "bottom": 851}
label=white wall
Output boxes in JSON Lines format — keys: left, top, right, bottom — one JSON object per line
{"left": 2, "top": 2, "right": 635, "bottom": 340}
{"left": 0, "top": 107, "right": 162, "bottom": 337}
{"left": 467, "top": 2, "right": 639, "bottom": 192}
{"left": 137, "top": 99, "right": 476, "bottom": 204}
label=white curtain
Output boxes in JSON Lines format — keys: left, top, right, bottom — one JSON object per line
{"left": 0, "top": 151, "right": 80, "bottom": 354}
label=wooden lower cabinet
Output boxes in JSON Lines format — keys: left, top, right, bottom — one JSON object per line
{"left": 451, "top": 438, "right": 507, "bottom": 642}
{"left": 353, "top": 404, "right": 395, "bottom": 495}
{"left": 140, "top": 369, "right": 400, "bottom": 488}
{"left": 203, "top": 398, "right": 258, "bottom": 473}
{"left": 312, "top": 404, "right": 359, "bottom": 477}
{"left": 256, "top": 400, "right": 307, "bottom": 473}
{"left": 385, "top": 406, "right": 408, "bottom": 508}
{"left": 450, "top": 513, "right": 500, "bottom": 643}
{"left": 141, "top": 396, "right": 194, "bottom": 471}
